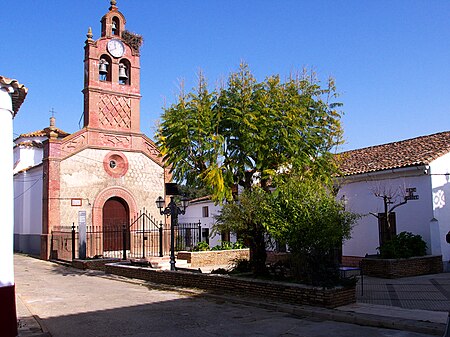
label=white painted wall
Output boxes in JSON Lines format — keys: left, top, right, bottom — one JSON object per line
{"left": 179, "top": 199, "right": 236, "bottom": 248}
{"left": 13, "top": 166, "right": 43, "bottom": 254}
{"left": 0, "top": 85, "right": 15, "bottom": 286}
{"left": 338, "top": 167, "right": 433, "bottom": 258}
{"left": 13, "top": 136, "right": 46, "bottom": 174}
{"left": 429, "top": 152, "right": 450, "bottom": 269}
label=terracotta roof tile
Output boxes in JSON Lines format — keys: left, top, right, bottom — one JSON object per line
{"left": 16, "top": 127, "right": 70, "bottom": 140}
{"left": 338, "top": 131, "right": 450, "bottom": 176}
{"left": 189, "top": 195, "right": 212, "bottom": 203}
{"left": 0, "top": 76, "right": 28, "bottom": 116}
{"left": 14, "top": 141, "right": 44, "bottom": 149}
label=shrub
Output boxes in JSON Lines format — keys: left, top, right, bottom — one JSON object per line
{"left": 378, "top": 231, "right": 427, "bottom": 259}
{"left": 192, "top": 241, "right": 210, "bottom": 251}
{"left": 229, "top": 258, "right": 252, "bottom": 274}
{"left": 232, "top": 240, "right": 246, "bottom": 249}
{"left": 211, "top": 241, "right": 234, "bottom": 250}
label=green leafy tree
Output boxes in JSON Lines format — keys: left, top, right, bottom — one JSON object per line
{"left": 214, "top": 188, "right": 272, "bottom": 274}
{"left": 157, "top": 64, "right": 344, "bottom": 274}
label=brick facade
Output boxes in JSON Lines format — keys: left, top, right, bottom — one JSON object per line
{"left": 39, "top": 3, "right": 168, "bottom": 259}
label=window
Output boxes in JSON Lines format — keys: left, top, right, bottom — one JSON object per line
{"left": 202, "top": 206, "right": 209, "bottom": 218}
{"left": 201, "top": 228, "right": 210, "bottom": 244}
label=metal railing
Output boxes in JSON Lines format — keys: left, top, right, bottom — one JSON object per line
{"left": 50, "top": 215, "right": 203, "bottom": 261}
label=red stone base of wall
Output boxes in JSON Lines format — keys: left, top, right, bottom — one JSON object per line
{"left": 0, "top": 284, "right": 18, "bottom": 337}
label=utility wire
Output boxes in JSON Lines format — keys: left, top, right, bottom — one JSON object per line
{"left": 14, "top": 177, "right": 43, "bottom": 200}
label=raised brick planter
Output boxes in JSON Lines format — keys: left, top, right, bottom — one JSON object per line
{"left": 361, "top": 255, "right": 443, "bottom": 278}
{"left": 177, "top": 249, "right": 250, "bottom": 267}
{"left": 104, "top": 262, "right": 356, "bottom": 308}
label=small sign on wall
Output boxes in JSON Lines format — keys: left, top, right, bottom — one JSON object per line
{"left": 405, "top": 188, "right": 419, "bottom": 200}
{"left": 71, "top": 198, "right": 82, "bottom": 206}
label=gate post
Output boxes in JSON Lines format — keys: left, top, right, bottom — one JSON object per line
{"left": 198, "top": 220, "right": 202, "bottom": 243}
{"left": 71, "top": 223, "right": 76, "bottom": 260}
{"left": 122, "top": 224, "right": 127, "bottom": 260}
{"left": 142, "top": 214, "right": 145, "bottom": 259}
{"left": 159, "top": 222, "right": 163, "bottom": 257}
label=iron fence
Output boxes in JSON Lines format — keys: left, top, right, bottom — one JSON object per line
{"left": 50, "top": 214, "right": 203, "bottom": 261}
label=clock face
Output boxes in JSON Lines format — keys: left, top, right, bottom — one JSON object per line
{"left": 107, "top": 39, "right": 125, "bottom": 58}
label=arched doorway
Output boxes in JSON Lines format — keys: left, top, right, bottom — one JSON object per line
{"left": 103, "top": 197, "right": 130, "bottom": 252}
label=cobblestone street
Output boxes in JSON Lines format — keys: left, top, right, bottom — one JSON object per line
{"left": 15, "top": 255, "right": 438, "bottom": 337}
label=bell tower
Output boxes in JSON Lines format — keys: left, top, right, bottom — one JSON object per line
{"left": 82, "top": 0, "right": 142, "bottom": 133}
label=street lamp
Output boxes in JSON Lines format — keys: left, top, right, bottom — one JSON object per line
{"left": 156, "top": 196, "right": 189, "bottom": 271}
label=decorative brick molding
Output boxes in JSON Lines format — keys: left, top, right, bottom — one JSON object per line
{"left": 361, "top": 255, "right": 443, "bottom": 278}
{"left": 92, "top": 186, "right": 138, "bottom": 229}
{"left": 98, "top": 94, "right": 132, "bottom": 129}
{"left": 62, "top": 133, "right": 87, "bottom": 153}
{"left": 103, "top": 151, "right": 129, "bottom": 177}
{"left": 177, "top": 249, "right": 250, "bottom": 267}
{"left": 105, "top": 263, "right": 356, "bottom": 308}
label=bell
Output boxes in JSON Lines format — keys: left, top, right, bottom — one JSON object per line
{"left": 119, "top": 64, "right": 128, "bottom": 79}
{"left": 99, "top": 59, "right": 108, "bottom": 74}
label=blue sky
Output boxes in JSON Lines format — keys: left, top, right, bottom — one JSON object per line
{"left": 3, "top": 0, "right": 450, "bottom": 151}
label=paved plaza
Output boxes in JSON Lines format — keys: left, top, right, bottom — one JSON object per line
{"left": 357, "top": 273, "right": 450, "bottom": 312}
{"left": 15, "top": 254, "right": 450, "bottom": 337}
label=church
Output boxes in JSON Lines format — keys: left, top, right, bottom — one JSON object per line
{"left": 14, "top": 1, "right": 169, "bottom": 260}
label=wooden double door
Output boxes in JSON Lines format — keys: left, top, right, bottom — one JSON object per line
{"left": 103, "top": 197, "right": 130, "bottom": 251}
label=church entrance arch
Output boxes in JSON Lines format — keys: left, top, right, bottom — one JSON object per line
{"left": 102, "top": 197, "right": 130, "bottom": 251}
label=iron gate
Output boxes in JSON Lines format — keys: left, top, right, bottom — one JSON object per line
{"left": 51, "top": 210, "right": 203, "bottom": 261}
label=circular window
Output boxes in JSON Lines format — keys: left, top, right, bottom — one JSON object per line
{"left": 103, "top": 151, "right": 128, "bottom": 178}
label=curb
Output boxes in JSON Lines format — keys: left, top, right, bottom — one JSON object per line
{"left": 16, "top": 294, "right": 51, "bottom": 337}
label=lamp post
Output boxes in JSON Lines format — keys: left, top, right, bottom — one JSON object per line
{"left": 156, "top": 196, "right": 189, "bottom": 271}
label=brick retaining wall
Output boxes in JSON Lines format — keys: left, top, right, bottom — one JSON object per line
{"left": 72, "top": 258, "right": 120, "bottom": 271}
{"left": 177, "top": 249, "right": 249, "bottom": 267}
{"left": 341, "top": 255, "right": 363, "bottom": 267}
{"left": 105, "top": 263, "right": 356, "bottom": 308}
{"left": 361, "top": 255, "right": 443, "bottom": 278}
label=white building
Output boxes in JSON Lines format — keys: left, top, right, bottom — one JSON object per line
{"left": 179, "top": 196, "right": 237, "bottom": 248}
{"left": 1, "top": 75, "right": 28, "bottom": 337}
{"left": 337, "top": 131, "right": 450, "bottom": 270}
{"left": 13, "top": 121, "right": 68, "bottom": 255}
